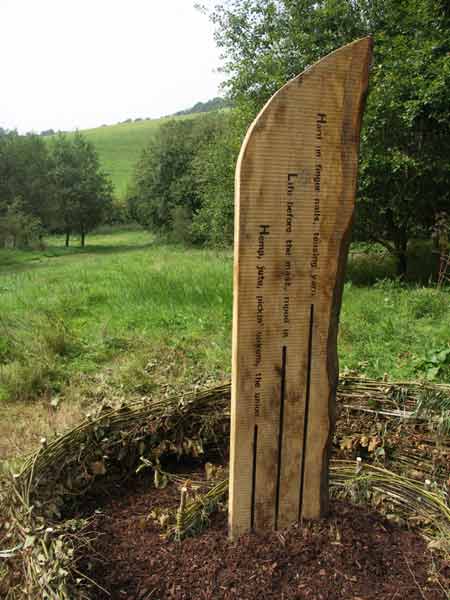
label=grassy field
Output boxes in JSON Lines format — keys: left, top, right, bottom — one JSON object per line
{"left": 59, "top": 115, "right": 195, "bottom": 198}
{"left": 74, "top": 120, "right": 164, "bottom": 198}
{"left": 1, "top": 229, "right": 449, "bottom": 464}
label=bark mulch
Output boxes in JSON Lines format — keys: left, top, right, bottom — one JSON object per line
{"left": 81, "top": 476, "right": 449, "bottom": 600}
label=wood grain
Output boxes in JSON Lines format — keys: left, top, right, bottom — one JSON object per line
{"left": 229, "top": 37, "right": 373, "bottom": 539}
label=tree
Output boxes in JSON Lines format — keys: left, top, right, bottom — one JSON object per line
{"left": 128, "top": 114, "right": 225, "bottom": 241}
{"left": 174, "top": 96, "right": 231, "bottom": 116}
{"left": 50, "top": 133, "right": 113, "bottom": 247}
{"left": 191, "top": 111, "right": 241, "bottom": 245}
{"left": 207, "top": 0, "right": 450, "bottom": 275}
{"left": 0, "top": 131, "right": 54, "bottom": 232}
{"left": 0, "top": 199, "right": 42, "bottom": 249}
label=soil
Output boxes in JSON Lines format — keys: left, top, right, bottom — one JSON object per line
{"left": 81, "top": 473, "right": 449, "bottom": 600}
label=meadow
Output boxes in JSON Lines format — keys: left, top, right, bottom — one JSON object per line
{"left": 60, "top": 115, "right": 193, "bottom": 198}
{"left": 1, "top": 228, "right": 449, "bottom": 464}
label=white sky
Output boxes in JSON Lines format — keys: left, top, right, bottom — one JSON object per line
{"left": 1, "top": 0, "right": 223, "bottom": 133}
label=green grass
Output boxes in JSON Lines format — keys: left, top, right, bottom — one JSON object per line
{"left": 0, "top": 229, "right": 233, "bottom": 404}
{"left": 340, "top": 280, "right": 450, "bottom": 380}
{"left": 75, "top": 120, "right": 163, "bottom": 198}
{"left": 57, "top": 114, "right": 196, "bottom": 199}
{"left": 0, "top": 227, "right": 153, "bottom": 273}
{"left": 0, "top": 229, "right": 449, "bottom": 409}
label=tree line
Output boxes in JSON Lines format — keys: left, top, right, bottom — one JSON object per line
{"left": 0, "top": 131, "right": 113, "bottom": 248}
{"left": 3, "top": 0, "right": 449, "bottom": 275}
{"left": 128, "top": 0, "right": 450, "bottom": 276}
{"left": 127, "top": 112, "right": 237, "bottom": 246}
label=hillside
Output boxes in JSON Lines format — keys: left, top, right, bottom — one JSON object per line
{"left": 174, "top": 96, "right": 230, "bottom": 116}
{"left": 57, "top": 98, "right": 228, "bottom": 199}
{"left": 72, "top": 118, "right": 168, "bottom": 199}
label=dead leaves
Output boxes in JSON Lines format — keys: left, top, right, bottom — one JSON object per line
{"left": 90, "top": 460, "right": 106, "bottom": 476}
{"left": 339, "top": 434, "right": 381, "bottom": 455}
{"left": 340, "top": 437, "right": 354, "bottom": 451}
{"left": 149, "top": 507, "right": 170, "bottom": 529}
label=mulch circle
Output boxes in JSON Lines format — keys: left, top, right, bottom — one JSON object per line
{"left": 80, "top": 474, "right": 449, "bottom": 600}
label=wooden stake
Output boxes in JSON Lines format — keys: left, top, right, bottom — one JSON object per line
{"left": 229, "top": 37, "right": 373, "bottom": 539}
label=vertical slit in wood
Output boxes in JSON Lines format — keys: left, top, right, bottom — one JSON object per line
{"left": 275, "top": 346, "right": 287, "bottom": 530}
{"left": 250, "top": 425, "right": 258, "bottom": 530}
{"left": 299, "top": 304, "right": 314, "bottom": 520}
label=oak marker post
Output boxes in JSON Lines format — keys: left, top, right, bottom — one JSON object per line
{"left": 229, "top": 38, "right": 373, "bottom": 539}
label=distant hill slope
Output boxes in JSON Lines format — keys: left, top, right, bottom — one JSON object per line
{"left": 55, "top": 97, "right": 228, "bottom": 199}
{"left": 71, "top": 118, "right": 169, "bottom": 199}
{"left": 173, "top": 96, "right": 230, "bottom": 116}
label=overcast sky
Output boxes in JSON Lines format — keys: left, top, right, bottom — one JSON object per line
{"left": 1, "top": 0, "right": 223, "bottom": 134}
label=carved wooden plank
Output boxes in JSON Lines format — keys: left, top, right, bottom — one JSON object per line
{"left": 229, "top": 37, "right": 373, "bottom": 539}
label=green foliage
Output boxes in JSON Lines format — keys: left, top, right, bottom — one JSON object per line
{"left": 0, "top": 131, "right": 54, "bottom": 230}
{"left": 129, "top": 113, "right": 227, "bottom": 241}
{"left": 355, "top": 0, "right": 450, "bottom": 274}
{"left": 174, "top": 96, "right": 231, "bottom": 116}
{"left": 50, "top": 133, "right": 113, "bottom": 246}
{"left": 191, "top": 111, "right": 241, "bottom": 246}
{"left": 0, "top": 200, "right": 42, "bottom": 249}
{"left": 170, "top": 205, "right": 194, "bottom": 244}
{"left": 50, "top": 106, "right": 227, "bottom": 200}
{"left": 414, "top": 347, "right": 450, "bottom": 381}
{"left": 208, "top": 0, "right": 450, "bottom": 274}
{"left": 0, "top": 131, "right": 114, "bottom": 249}
{"left": 60, "top": 118, "right": 167, "bottom": 199}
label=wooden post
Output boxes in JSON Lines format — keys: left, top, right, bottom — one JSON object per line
{"left": 229, "top": 37, "right": 373, "bottom": 539}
